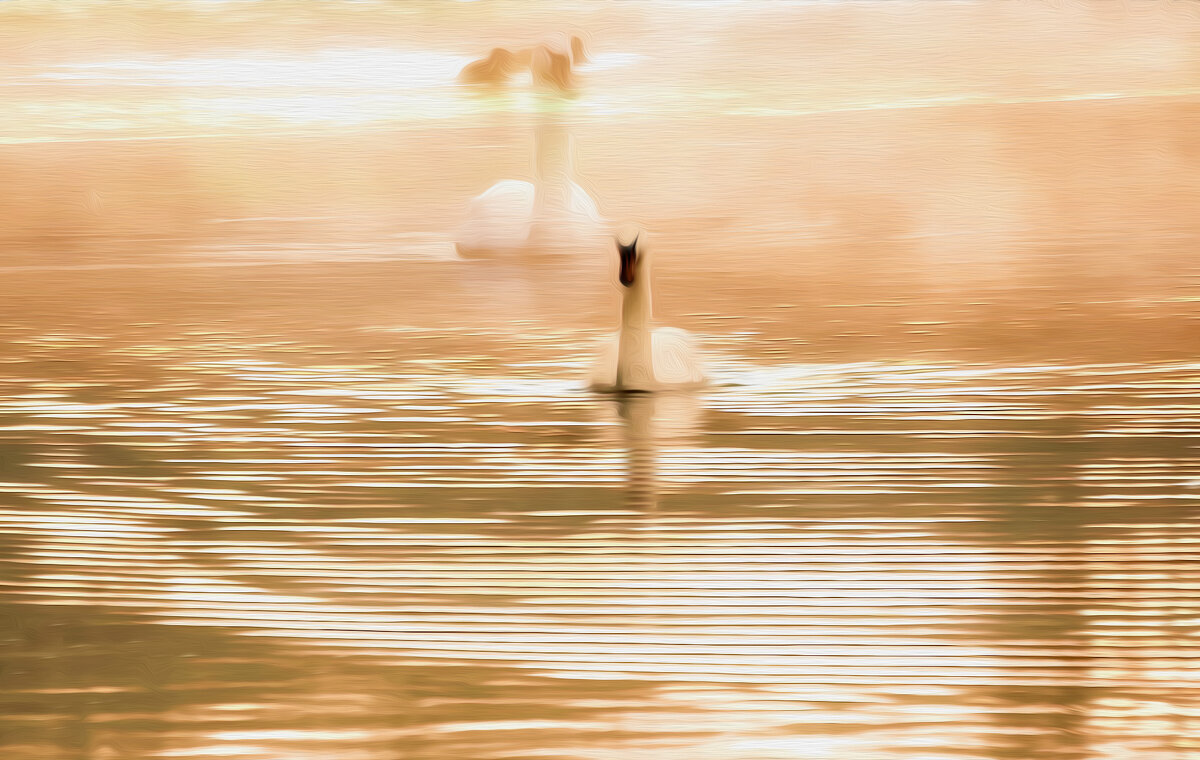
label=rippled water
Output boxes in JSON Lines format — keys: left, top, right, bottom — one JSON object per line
{"left": 3, "top": 1, "right": 1200, "bottom": 758}
{"left": 3, "top": 315, "right": 1198, "bottom": 759}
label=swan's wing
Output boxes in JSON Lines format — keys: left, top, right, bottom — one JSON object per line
{"left": 566, "top": 181, "right": 606, "bottom": 225}
{"left": 652, "top": 328, "right": 707, "bottom": 387}
{"left": 527, "top": 181, "right": 607, "bottom": 254}
{"left": 587, "top": 333, "right": 620, "bottom": 391}
{"left": 475, "top": 179, "right": 537, "bottom": 206}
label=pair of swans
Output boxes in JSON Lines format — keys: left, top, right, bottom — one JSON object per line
{"left": 454, "top": 128, "right": 704, "bottom": 389}
{"left": 458, "top": 35, "right": 588, "bottom": 92}
{"left": 454, "top": 37, "right": 704, "bottom": 392}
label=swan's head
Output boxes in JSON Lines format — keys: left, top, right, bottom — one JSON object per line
{"left": 617, "top": 234, "right": 640, "bottom": 287}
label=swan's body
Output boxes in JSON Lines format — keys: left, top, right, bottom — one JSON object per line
{"left": 591, "top": 327, "right": 706, "bottom": 392}
{"left": 590, "top": 236, "right": 707, "bottom": 392}
{"left": 455, "top": 33, "right": 601, "bottom": 258}
{"left": 455, "top": 180, "right": 535, "bottom": 257}
{"left": 454, "top": 178, "right": 603, "bottom": 257}
{"left": 457, "top": 47, "right": 522, "bottom": 86}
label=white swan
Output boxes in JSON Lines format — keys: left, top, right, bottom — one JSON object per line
{"left": 590, "top": 235, "right": 707, "bottom": 392}
{"left": 454, "top": 179, "right": 537, "bottom": 257}
{"left": 455, "top": 115, "right": 604, "bottom": 257}
{"left": 454, "top": 176, "right": 603, "bottom": 257}
{"left": 454, "top": 80, "right": 604, "bottom": 258}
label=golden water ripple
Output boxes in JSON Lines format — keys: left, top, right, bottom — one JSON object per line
{"left": 2, "top": 1, "right": 1199, "bottom": 753}
{"left": 2, "top": 344, "right": 1198, "bottom": 760}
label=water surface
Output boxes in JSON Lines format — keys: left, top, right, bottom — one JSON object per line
{"left": 2, "top": 2, "right": 1199, "bottom": 758}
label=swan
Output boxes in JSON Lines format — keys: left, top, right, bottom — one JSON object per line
{"left": 457, "top": 47, "right": 522, "bottom": 86}
{"left": 454, "top": 180, "right": 537, "bottom": 257}
{"left": 454, "top": 175, "right": 603, "bottom": 257}
{"left": 454, "top": 112, "right": 605, "bottom": 258}
{"left": 454, "top": 33, "right": 602, "bottom": 258}
{"left": 529, "top": 44, "right": 576, "bottom": 93}
{"left": 590, "top": 235, "right": 707, "bottom": 392}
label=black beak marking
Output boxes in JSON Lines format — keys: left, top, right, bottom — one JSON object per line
{"left": 617, "top": 234, "right": 639, "bottom": 287}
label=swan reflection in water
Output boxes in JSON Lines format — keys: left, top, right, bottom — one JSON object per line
{"left": 604, "top": 392, "right": 704, "bottom": 516}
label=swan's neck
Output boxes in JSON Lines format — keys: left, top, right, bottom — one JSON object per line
{"left": 534, "top": 117, "right": 572, "bottom": 212}
{"left": 617, "top": 272, "right": 653, "bottom": 388}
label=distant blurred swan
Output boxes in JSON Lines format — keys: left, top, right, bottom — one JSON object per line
{"left": 590, "top": 235, "right": 707, "bottom": 392}
{"left": 454, "top": 33, "right": 603, "bottom": 258}
{"left": 457, "top": 34, "right": 589, "bottom": 92}
{"left": 455, "top": 115, "right": 605, "bottom": 258}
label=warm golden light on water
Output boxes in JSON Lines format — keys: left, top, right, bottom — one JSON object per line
{"left": 3, "top": 0, "right": 1200, "bottom": 758}
{"left": 3, "top": 359, "right": 1199, "bottom": 755}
